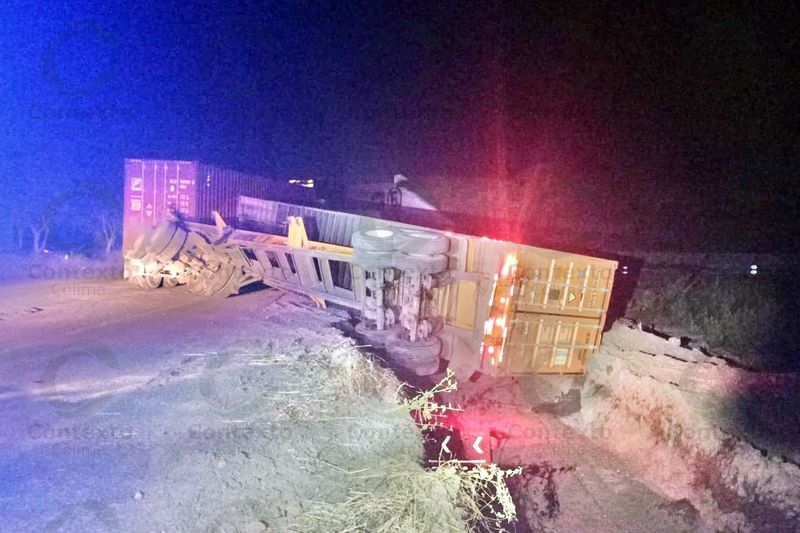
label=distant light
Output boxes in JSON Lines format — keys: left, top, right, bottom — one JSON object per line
{"left": 750, "top": 264, "right": 758, "bottom": 270}
{"left": 64, "top": 254, "right": 69, "bottom": 260}
{"left": 622, "top": 265, "right": 628, "bottom": 275}
{"left": 289, "top": 178, "right": 314, "bottom": 188}
{"left": 750, "top": 269, "right": 758, "bottom": 275}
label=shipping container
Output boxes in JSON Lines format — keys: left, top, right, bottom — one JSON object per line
{"left": 123, "top": 159, "right": 312, "bottom": 253}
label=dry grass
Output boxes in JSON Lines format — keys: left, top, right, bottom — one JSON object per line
{"left": 295, "top": 459, "right": 521, "bottom": 533}
{"left": 258, "top": 340, "right": 400, "bottom": 421}
{"left": 273, "top": 339, "right": 521, "bottom": 532}
{"left": 437, "top": 460, "right": 522, "bottom": 530}
{"left": 295, "top": 461, "right": 465, "bottom": 532}
{"left": 322, "top": 342, "right": 401, "bottom": 401}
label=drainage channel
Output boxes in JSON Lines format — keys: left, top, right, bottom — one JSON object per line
{"left": 343, "top": 314, "right": 572, "bottom": 531}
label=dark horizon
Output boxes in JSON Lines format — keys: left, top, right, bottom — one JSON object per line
{"left": 1, "top": 1, "right": 798, "bottom": 252}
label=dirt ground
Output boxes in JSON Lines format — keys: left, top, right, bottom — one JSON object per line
{"left": 0, "top": 276, "right": 720, "bottom": 532}
{"left": 1, "top": 278, "right": 453, "bottom": 532}
{"left": 565, "top": 323, "right": 800, "bottom": 532}
{"left": 440, "top": 378, "right": 703, "bottom": 532}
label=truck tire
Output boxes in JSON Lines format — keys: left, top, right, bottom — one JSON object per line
{"left": 194, "top": 263, "right": 242, "bottom": 298}
{"left": 186, "top": 275, "right": 206, "bottom": 294}
{"left": 162, "top": 276, "right": 179, "bottom": 288}
{"left": 127, "top": 231, "right": 151, "bottom": 260}
{"left": 354, "top": 320, "right": 394, "bottom": 345}
{"left": 395, "top": 230, "right": 449, "bottom": 255}
{"left": 133, "top": 273, "right": 162, "bottom": 290}
{"left": 352, "top": 229, "right": 398, "bottom": 252}
{"left": 386, "top": 335, "right": 441, "bottom": 376}
{"left": 353, "top": 249, "right": 395, "bottom": 270}
{"left": 393, "top": 252, "right": 448, "bottom": 274}
{"left": 407, "top": 357, "right": 442, "bottom": 376}
{"left": 149, "top": 224, "right": 188, "bottom": 263}
{"left": 146, "top": 221, "right": 177, "bottom": 255}
{"left": 212, "top": 268, "right": 242, "bottom": 298}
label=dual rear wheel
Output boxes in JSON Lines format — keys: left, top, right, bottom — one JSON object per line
{"left": 351, "top": 228, "right": 451, "bottom": 377}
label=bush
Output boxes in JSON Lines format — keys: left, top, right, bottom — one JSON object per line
{"left": 627, "top": 272, "right": 800, "bottom": 369}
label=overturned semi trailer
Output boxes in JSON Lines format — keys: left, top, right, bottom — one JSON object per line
{"left": 125, "top": 203, "right": 617, "bottom": 380}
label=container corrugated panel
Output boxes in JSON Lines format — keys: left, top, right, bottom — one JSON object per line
{"left": 236, "top": 197, "right": 373, "bottom": 247}
{"left": 462, "top": 237, "right": 617, "bottom": 375}
{"left": 515, "top": 249, "right": 616, "bottom": 320}
{"left": 503, "top": 315, "right": 603, "bottom": 374}
{"left": 196, "top": 164, "right": 311, "bottom": 225}
{"left": 502, "top": 250, "right": 616, "bottom": 374}
{"left": 123, "top": 159, "right": 313, "bottom": 253}
{"left": 123, "top": 159, "right": 198, "bottom": 252}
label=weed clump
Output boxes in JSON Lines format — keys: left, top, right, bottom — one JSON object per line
{"left": 295, "top": 368, "right": 521, "bottom": 532}
{"left": 296, "top": 459, "right": 520, "bottom": 532}
{"left": 324, "top": 342, "right": 400, "bottom": 400}
{"left": 398, "top": 369, "right": 460, "bottom": 430}
{"left": 628, "top": 273, "right": 800, "bottom": 369}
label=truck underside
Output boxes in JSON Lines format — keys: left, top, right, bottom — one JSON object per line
{"left": 125, "top": 197, "right": 618, "bottom": 379}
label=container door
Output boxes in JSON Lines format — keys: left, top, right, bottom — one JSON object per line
{"left": 496, "top": 250, "right": 617, "bottom": 375}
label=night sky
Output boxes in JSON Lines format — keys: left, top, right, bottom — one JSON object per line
{"left": 1, "top": 1, "right": 797, "bottom": 250}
